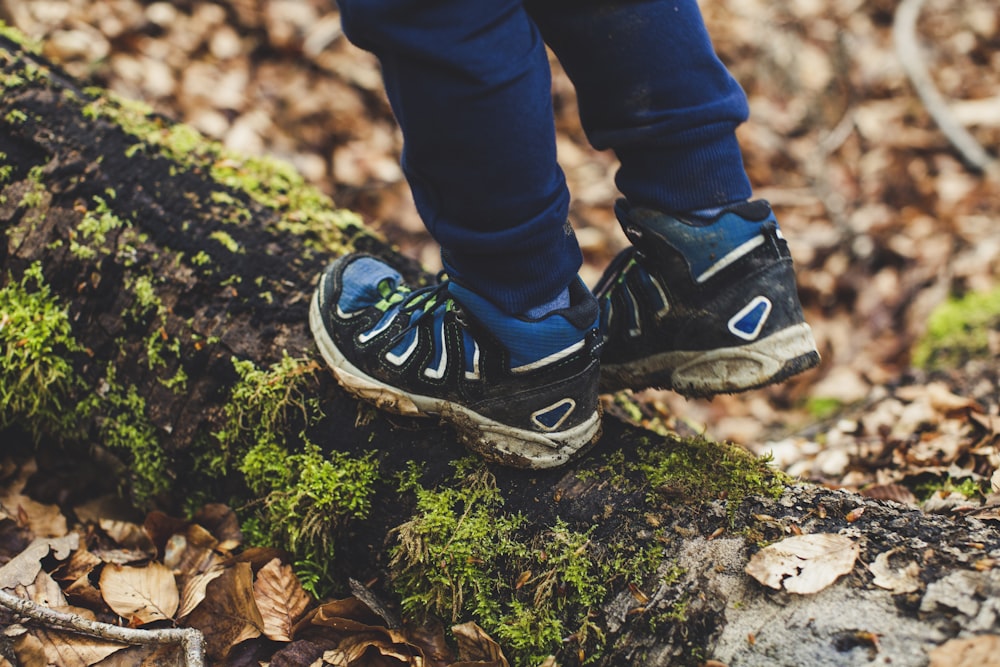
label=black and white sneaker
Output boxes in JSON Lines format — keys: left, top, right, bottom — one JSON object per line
{"left": 595, "top": 199, "right": 819, "bottom": 397}
{"left": 310, "top": 254, "right": 603, "bottom": 469}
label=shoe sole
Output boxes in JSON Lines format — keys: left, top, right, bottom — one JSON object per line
{"left": 600, "top": 323, "right": 820, "bottom": 397}
{"left": 310, "top": 290, "right": 602, "bottom": 469}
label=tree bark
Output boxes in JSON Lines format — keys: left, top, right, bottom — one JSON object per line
{"left": 2, "top": 37, "right": 999, "bottom": 667}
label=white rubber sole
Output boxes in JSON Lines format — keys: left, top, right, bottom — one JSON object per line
{"left": 601, "top": 323, "right": 819, "bottom": 397}
{"left": 310, "top": 291, "right": 601, "bottom": 469}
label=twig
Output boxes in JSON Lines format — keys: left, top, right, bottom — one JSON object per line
{"left": 0, "top": 589, "right": 205, "bottom": 666}
{"left": 893, "top": 0, "right": 1000, "bottom": 178}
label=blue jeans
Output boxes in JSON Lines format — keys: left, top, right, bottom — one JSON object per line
{"left": 338, "top": 0, "right": 752, "bottom": 314}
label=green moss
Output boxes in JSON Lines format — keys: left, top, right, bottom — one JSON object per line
{"left": 391, "top": 462, "right": 623, "bottom": 665}
{"left": 205, "top": 353, "right": 378, "bottom": 596}
{"left": 0, "top": 152, "right": 12, "bottom": 185}
{"left": 0, "top": 262, "right": 87, "bottom": 439}
{"left": 89, "top": 368, "right": 169, "bottom": 505}
{"left": 18, "top": 165, "right": 46, "bottom": 209}
{"left": 913, "top": 286, "right": 1000, "bottom": 370}
{"left": 209, "top": 229, "right": 242, "bottom": 254}
{"left": 805, "top": 396, "right": 843, "bottom": 420}
{"left": 0, "top": 22, "right": 41, "bottom": 54}
{"left": 240, "top": 440, "right": 378, "bottom": 597}
{"left": 70, "top": 195, "right": 129, "bottom": 260}
{"left": 4, "top": 109, "right": 27, "bottom": 124}
{"left": 632, "top": 435, "right": 786, "bottom": 519}
{"left": 79, "top": 91, "right": 361, "bottom": 254}
{"left": 914, "top": 474, "right": 986, "bottom": 502}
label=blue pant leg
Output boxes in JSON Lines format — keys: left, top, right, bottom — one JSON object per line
{"left": 525, "top": 0, "right": 753, "bottom": 212}
{"left": 339, "top": 0, "right": 581, "bottom": 315}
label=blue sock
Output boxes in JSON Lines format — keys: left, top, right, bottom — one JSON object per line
{"left": 522, "top": 287, "right": 570, "bottom": 319}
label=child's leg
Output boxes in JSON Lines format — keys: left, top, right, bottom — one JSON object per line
{"left": 527, "top": 0, "right": 819, "bottom": 396}
{"left": 338, "top": 0, "right": 581, "bottom": 315}
{"left": 525, "top": 0, "right": 752, "bottom": 213}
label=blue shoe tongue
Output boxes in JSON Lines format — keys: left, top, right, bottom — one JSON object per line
{"left": 339, "top": 257, "right": 401, "bottom": 311}
{"left": 450, "top": 282, "right": 592, "bottom": 370}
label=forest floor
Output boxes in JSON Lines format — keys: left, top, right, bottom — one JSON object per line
{"left": 2, "top": 0, "right": 1000, "bottom": 663}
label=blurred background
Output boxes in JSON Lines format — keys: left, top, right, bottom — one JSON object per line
{"left": 4, "top": 0, "right": 999, "bottom": 489}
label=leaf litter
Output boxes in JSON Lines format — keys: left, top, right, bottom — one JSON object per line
{"left": 0, "top": 456, "right": 515, "bottom": 666}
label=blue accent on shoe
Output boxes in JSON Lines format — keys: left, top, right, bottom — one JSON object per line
{"left": 638, "top": 208, "right": 776, "bottom": 282}
{"left": 450, "top": 280, "right": 598, "bottom": 371}
{"left": 729, "top": 296, "right": 772, "bottom": 340}
{"left": 531, "top": 399, "right": 576, "bottom": 431}
{"left": 339, "top": 257, "right": 402, "bottom": 313}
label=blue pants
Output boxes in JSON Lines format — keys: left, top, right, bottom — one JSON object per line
{"left": 339, "top": 0, "right": 752, "bottom": 314}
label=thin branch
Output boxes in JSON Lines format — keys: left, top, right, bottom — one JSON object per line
{"left": 0, "top": 589, "right": 205, "bottom": 666}
{"left": 893, "top": 0, "right": 1000, "bottom": 177}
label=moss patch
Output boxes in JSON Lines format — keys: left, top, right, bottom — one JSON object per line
{"left": 390, "top": 460, "right": 658, "bottom": 666}
{"left": 205, "top": 354, "right": 379, "bottom": 597}
{"left": 0, "top": 262, "right": 86, "bottom": 439}
{"left": 633, "top": 434, "right": 787, "bottom": 514}
{"left": 79, "top": 91, "right": 362, "bottom": 255}
{"left": 913, "top": 286, "right": 1000, "bottom": 370}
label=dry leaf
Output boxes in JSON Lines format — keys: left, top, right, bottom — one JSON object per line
{"left": 868, "top": 549, "right": 922, "bottom": 594}
{"left": 20, "top": 570, "right": 69, "bottom": 609}
{"left": 91, "top": 643, "right": 183, "bottom": 666}
{"left": 13, "top": 627, "right": 124, "bottom": 667}
{"left": 184, "top": 561, "right": 264, "bottom": 660}
{"left": 254, "top": 558, "right": 311, "bottom": 641}
{"left": 309, "top": 597, "right": 454, "bottom": 666}
{"left": 177, "top": 567, "right": 226, "bottom": 619}
{"left": 928, "top": 635, "right": 1000, "bottom": 667}
{"left": 0, "top": 534, "right": 79, "bottom": 589}
{"left": 99, "top": 518, "right": 156, "bottom": 553}
{"left": 451, "top": 622, "right": 509, "bottom": 666}
{"left": 164, "top": 524, "right": 223, "bottom": 576}
{"left": 0, "top": 460, "right": 68, "bottom": 538}
{"left": 193, "top": 504, "right": 243, "bottom": 552}
{"left": 745, "top": 534, "right": 859, "bottom": 594}
{"left": 99, "top": 562, "right": 180, "bottom": 624}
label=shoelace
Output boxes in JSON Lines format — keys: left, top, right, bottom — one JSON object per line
{"left": 376, "top": 277, "right": 456, "bottom": 348}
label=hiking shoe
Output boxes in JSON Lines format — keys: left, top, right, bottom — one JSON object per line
{"left": 310, "top": 254, "right": 603, "bottom": 469}
{"left": 594, "top": 199, "right": 819, "bottom": 397}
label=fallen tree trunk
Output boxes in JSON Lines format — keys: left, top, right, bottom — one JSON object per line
{"left": 2, "top": 36, "right": 999, "bottom": 667}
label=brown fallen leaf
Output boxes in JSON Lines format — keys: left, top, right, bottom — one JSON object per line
{"left": 928, "top": 634, "right": 1000, "bottom": 667}
{"left": 745, "top": 533, "right": 859, "bottom": 594}
{"left": 193, "top": 503, "right": 243, "bottom": 552}
{"left": 99, "top": 562, "right": 180, "bottom": 624}
{"left": 451, "top": 622, "right": 509, "bottom": 666}
{"left": 176, "top": 567, "right": 226, "bottom": 620}
{"left": 163, "top": 524, "right": 224, "bottom": 576}
{"left": 308, "top": 596, "right": 454, "bottom": 666}
{"left": 20, "top": 570, "right": 70, "bottom": 609}
{"left": 13, "top": 626, "right": 124, "bottom": 667}
{"left": 0, "top": 534, "right": 79, "bottom": 589}
{"left": 185, "top": 561, "right": 264, "bottom": 660}
{"left": 0, "top": 460, "right": 68, "bottom": 538}
{"left": 253, "top": 557, "right": 311, "bottom": 642}
{"left": 868, "top": 549, "right": 922, "bottom": 594}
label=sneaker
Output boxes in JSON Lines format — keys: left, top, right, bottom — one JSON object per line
{"left": 594, "top": 199, "right": 819, "bottom": 397}
{"left": 310, "top": 254, "right": 603, "bottom": 469}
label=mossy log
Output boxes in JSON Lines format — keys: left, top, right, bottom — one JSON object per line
{"left": 2, "top": 36, "right": 999, "bottom": 667}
